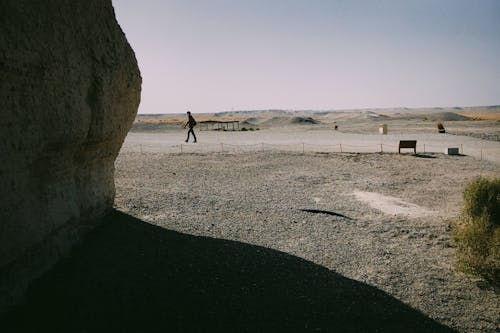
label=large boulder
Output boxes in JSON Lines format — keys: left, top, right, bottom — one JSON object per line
{"left": 0, "top": 0, "right": 141, "bottom": 311}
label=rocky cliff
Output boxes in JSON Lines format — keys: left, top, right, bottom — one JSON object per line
{"left": 0, "top": 0, "right": 141, "bottom": 311}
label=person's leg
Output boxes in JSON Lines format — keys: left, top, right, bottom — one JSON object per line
{"left": 186, "top": 128, "right": 195, "bottom": 142}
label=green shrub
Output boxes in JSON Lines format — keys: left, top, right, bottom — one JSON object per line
{"left": 453, "top": 176, "right": 500, "bottom": 283}
{"left": 463, "top": 177, "right": 500, "bottom": 224}
{"left": 241, "top": 127, "right": 247, "bottom": 131}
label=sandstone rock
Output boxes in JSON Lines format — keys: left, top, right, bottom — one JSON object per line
{"left": 0, "top": 0, "right": 141, "bottom": 312}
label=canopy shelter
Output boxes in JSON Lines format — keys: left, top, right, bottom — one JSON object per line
{"left": 200, "top": 120, "right": 240, "bottom": 131}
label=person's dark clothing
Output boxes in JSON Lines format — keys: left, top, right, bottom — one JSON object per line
{"left": 185, "top": 114, "right": 197, "bottom": 143}
{"left": 186, "top": 127, "right": 196, "bottom": 142}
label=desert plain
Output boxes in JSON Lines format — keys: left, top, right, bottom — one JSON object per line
{"left": 112, "top": 107, "right": 500, "bottom": 332}
{"left": 6, "top": 107, "right": 499, "bottom": 332}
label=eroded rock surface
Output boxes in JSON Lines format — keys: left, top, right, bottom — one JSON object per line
{"left": 0, "top": 0, "right": 141, "bottom": 311}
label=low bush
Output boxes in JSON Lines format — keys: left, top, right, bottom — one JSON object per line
{"left": 453, "top": 176, "right": 500, "bottom": 284}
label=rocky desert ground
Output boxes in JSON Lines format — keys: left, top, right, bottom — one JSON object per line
{"left": 4, "top": 108, "right": 499, "bottom": 332}
{"left": 112, "top": 107, "right": 500, "bottom": 332}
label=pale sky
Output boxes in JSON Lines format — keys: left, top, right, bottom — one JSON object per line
{"left": 112, "top": 0, "right": 500, "bottom": 114}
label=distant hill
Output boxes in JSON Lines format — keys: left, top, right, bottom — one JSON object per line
{"left": 393, "top": 112, "right": 470, "bottom": 121}
{"left": 259, "top": 116, "right": 320, "bottom": 127}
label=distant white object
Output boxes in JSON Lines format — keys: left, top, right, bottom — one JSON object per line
{"left": 379, "top": 124, "right": 388, "bottom": 134}
{"left": 445, "top": 147, "right": 459, "bottom": 155}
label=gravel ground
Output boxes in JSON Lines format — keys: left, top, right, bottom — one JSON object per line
{"left": 114, "top": 150, "right": 499, "bottom": 332}
{"left": 122, "top": 128, "right": 500, "bottom": 165}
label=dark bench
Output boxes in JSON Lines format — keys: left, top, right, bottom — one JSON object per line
{"left": 399, "top": 140, "right": 417, "bottom": 154}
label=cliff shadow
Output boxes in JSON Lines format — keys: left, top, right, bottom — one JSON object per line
{"left": 3, "top": 210, "right": 456, "bottom": 332}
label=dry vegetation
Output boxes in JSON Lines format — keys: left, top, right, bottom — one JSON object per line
{"left": 453, "top": 176, "right": 500, "bottom": 284}
{"left": 455, "top": 109, "right": 500, "bottom": 121}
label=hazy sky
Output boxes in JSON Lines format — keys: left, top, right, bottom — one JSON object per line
{"left": 113, "top": 0, "right": 500, "bottom": 114}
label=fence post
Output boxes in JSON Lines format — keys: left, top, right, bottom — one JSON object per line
{"left": 261, "top": 142, "right": 264, "bottom": 152}
{"left": 380, "top": 144, "right": 383, "bottom": 153}
{"left": 460, "top": 144, "right": 463, "bottom": 154}
{"left": 480, "top": 148, "right": 483, "bottom": 160}
{"left": 180, "top": 144, "right": 183, "bottom": 153}
{"left": 302, "top": 143, "right": 305, "bottom": 154}
{"left": 340, "top": 144, "right": 343, "bottom": 153}
{"left": 221, "top": 143, "right": 224, "bottom": 153}
{"left": 423, "top": 144, "right": 425, "bottom": 153}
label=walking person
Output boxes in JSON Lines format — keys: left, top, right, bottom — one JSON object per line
{"left": 184, "top": 111, "right": 197, "bottom": 143}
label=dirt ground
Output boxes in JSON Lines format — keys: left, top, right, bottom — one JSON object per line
{"left": 131, "top": 107, "right": 500, "bottom": 142}
{"left": 112, "top": 150, "right": 499, "bottom": 332}
{"left": 3, "top": 109, "right": 499, "bottom": 332}
{"left": 126, "top": 108, "right": 500, "bottom": 164}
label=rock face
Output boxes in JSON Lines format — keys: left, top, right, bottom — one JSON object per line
{"left": 0, "top": 0, "right": 141, "bottom": 311}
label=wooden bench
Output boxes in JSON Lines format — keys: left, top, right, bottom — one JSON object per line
{"left": 399, "top": 140, "right": 417, "bottom": 154}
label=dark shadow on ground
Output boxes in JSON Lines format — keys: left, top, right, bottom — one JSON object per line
{"left": 414, "top": 153, "right": 437, "bottom": 159}
{"left": 300, "top": 208, "right": 353, "bottom": 220}
{"left": 3, "top": 210, "right": 456, "bottom": 332}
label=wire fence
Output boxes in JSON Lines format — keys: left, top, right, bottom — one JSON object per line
{"left": 120, "top": 140, "right": 498, "bottom": 163}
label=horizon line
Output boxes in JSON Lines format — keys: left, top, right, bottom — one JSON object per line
{"left": 137, "top": 104, "right": 500, "bottom": 115}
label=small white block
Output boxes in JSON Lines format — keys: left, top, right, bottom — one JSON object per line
{"left": 379, "top": 124, "right": 387, "bottom": 134}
